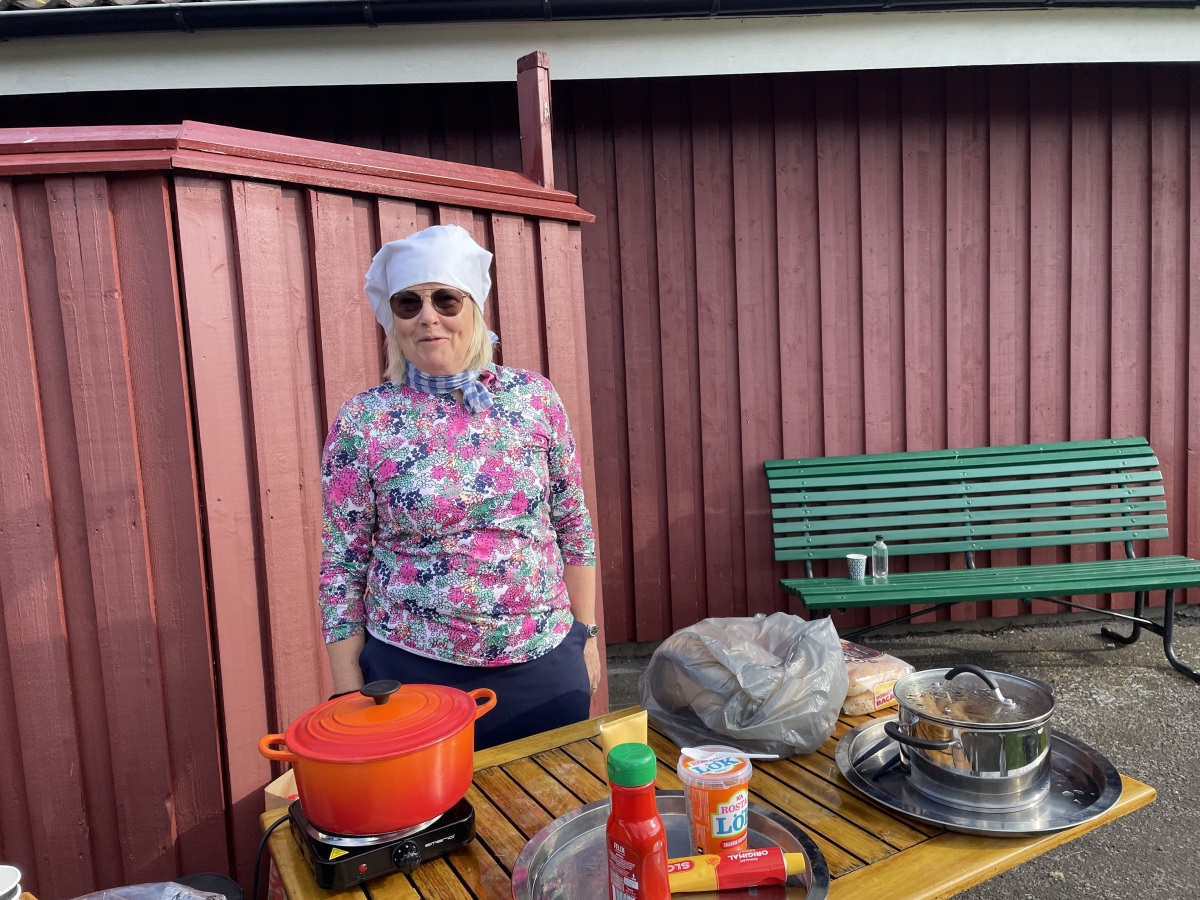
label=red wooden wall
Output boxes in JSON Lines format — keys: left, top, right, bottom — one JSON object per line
{"left": 0, "top": 124, "right": 596, "bottom": 898}
{"left": 559, "top": 65, "right": 1200, "bottom": 641}
{"left": 0, "top": 172, "right": 226, "bottom": 899}
{"left": 47, "top": 65, "right": 1191, "bottom": 643}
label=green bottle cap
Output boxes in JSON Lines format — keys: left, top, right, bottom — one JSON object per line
{"left": 607, "top": 742, "right": 657, "bottom": 787}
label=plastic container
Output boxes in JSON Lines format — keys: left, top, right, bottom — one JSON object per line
{"left": 871, "top": 535, "right": 888, "bottom": 580}
{"left": 607, "top": 742, "right": 670, "bottom": 899}
{"left": 676, "top": 746, "right": 753, "bottom": 854}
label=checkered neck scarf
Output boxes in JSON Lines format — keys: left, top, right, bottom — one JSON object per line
{"left": 404, "top": 365, "right": 493, "bottom": 413}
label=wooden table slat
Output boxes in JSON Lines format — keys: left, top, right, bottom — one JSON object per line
{"left": 463, "top": 785, "right": 532, "bottom": 871}
{"left": 499, "top": 757, "right": 588, "bottom": 818}
{"left": 760, "top": 757, "right": 933, "bottom": 848}
{"left": 471, "top": 766, "right": 557, "bottom": 839}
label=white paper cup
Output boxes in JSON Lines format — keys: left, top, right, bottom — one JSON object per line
{"left": 846, "top": 553, "right": 867, "bottom": 580}
{"left": 0, "top": 865, "right": 22, "bottom": 900}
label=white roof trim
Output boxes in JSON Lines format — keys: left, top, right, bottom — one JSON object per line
{"left": 3, "top": 9, "right": 1200, "bottom": 97}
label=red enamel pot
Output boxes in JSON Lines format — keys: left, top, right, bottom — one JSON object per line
{"left": 259, "top": 679, "right": 496, "bottom": 835}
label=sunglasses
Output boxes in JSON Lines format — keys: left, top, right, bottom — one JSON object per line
{"left": 389, "top": 288, "right": 469, "bottom": 320}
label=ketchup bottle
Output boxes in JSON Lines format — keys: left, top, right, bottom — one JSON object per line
{"left": 606, "top": 742, "right": 670, "bottom": 900}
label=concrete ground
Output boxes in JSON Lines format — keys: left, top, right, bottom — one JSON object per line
{"left": 605, "top": 609, "right": 1200, "bottom": 900}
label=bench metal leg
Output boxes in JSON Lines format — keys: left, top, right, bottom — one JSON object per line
{"left": 1101, "top": 590, "right": 1145, "bottom": 645}
{"left": 842, "top": 602, "right": 959, "bottom": 641}
{"left": 1161, "top": 589, "right": 1200, "bottom": 684}
{"left": 1030, "top": 591, "right": 1199, "bottom": 683}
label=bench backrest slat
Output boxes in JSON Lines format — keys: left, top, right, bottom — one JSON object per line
{"left": 773, "top": 500, "right": 1167, "bottom": 534}
{"left": 766, "top": 437, "right": 1167, "bottom": 562}
{"left": 771, "top": 485, "right": 1165, "bottom": 520}
{"left": 769, "top": 453, "right": 1159, "bottom": 491}
{"left": 763, "top": 436, "right": 1149, "bottom": 473}
{"left": 769, "top": 470, "right": 1160, "bottom": 506}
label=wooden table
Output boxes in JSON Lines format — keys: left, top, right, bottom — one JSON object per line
{"left": 261, "top": 707, "right": 1155, "bottom": 900}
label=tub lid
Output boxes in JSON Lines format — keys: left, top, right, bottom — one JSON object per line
{"left": 285, "top": 680, "right": 480, "bottom": 762}
{"left": 895, "top": 666, "right": 1054, "bottom": 728}
{"left": 676, "top": 746, "right": 753, "bottom": 786}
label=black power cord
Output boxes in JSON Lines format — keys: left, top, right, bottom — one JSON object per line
{"left": 252, "top": 813, "right": 290, "bottom": 900}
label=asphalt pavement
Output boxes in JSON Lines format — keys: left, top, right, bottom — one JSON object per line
{"left": 605, "top": 608, "right": 1200, "bottom": 900}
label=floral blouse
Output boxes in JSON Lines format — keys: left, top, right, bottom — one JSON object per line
{"left": 319, "top": 365, "right": 595, "bottom": 666}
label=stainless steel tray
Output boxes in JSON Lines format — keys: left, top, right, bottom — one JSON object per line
{"left": 836, "top": 717, "right": 1124, "bottom": 836}
{"left": 511, "top": 790, "right": 830, "bottom": 899}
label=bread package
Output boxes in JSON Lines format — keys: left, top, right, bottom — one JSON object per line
{"left": 840, "top": 639, "right": 913, "bottom": 715}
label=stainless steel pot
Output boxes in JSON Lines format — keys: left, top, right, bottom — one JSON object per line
{"left": 884, "top": 664, "right": 1055, "bottom": 812}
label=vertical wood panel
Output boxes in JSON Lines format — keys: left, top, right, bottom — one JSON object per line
{"left": 859, "top": 71, "right": 907, "bottom": 457}
{"left": 731, "top": 76, "right": 783, "bottom": 617}
{"left": 310, "top": 191, "right": 385, "bottom": 422}
{"left": 1189, "top": 69, "right": 1200, "bottom": 607}
{"left": 0, "top": 180, "right": 95, "bottom": 899}
{"left": 900, "top": 70, "right": 949, "bottom": 616}
{"left": 858, "top": 71, "right": 907, "bottom": 626}
{"left": 691, "top": 77, "right": 745, "bottom": 621}
{"left": 816, "top": 73, "right": 866, "bottom": 462}
{"left": 612, "top": 81, "right": 671, "bottom": 639}
{"left": 774, "top": 74, "right": 824, "bottom": 462}
{"left": 651, "top": 80, "right": 706, "bottom": 629}
{"left": 1069, "top": 67, "right": 1113, "bottom": 587}
{"left": 1149, "top": 67, "right": 1190, "bottom": 567}
{"left": 1027, "top": 67, "right": 1074, "bottom": 614}
{"left": 46, "top": 174, "right": 177, "bottom": 884}
{"left": 15, "top": 178, "right": 127, "bottom": 891}
{"left": 109, "top": 175, "right": 228, "bottom": 875}
{"left": 230, "top": 180, "right": 330, "bottom": 728}
{"left": 573, "top": 82, "right": 635, "bottom": 641}
{"left": 491, "top": 214, "right": 547, "bottom": 372}
{"left": 174, "top": 175, "right": 272, "bottom": 890}
{"left": 901, "top": 72, "right": 948, "bottom": 456}
{"left": 815, "top": 72, "right": 866, "bottom": 629}
{"left": 1108, "top": 66, "right": 1152, "bottom": 608}
{"left": 565, "top": 223, "right": 610, "bottom": 712}
{"left": 987, "top": 69, "right": 1032, "bottom": 619}
{"left": 945, "top": 70, "right": 990, "bottom": 621}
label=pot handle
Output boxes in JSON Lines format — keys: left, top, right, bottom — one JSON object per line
{"left": 944, "top": 664, "right": 1001, "bottom": 694}
{"left": 258, "top": 734, "right": 299, "bottom": 762}
{"left": 468, "top": 688, "right": 498, "bottom": 720}
{"left": 883, "top": 720, "right": 956, "bottom": 752}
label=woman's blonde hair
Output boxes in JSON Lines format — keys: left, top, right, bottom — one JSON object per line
{"left": 385, "top": 301, "right": 494, "bottom": 383}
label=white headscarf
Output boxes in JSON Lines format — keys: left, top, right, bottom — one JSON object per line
{"left": 363, "top": 224, "right": 493, "bottom": 333}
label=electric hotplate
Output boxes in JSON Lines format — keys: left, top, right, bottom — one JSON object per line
{"left": 289, "top": 797, "right": 475, "bottom": 890}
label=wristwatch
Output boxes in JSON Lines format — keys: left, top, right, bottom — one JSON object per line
{"left": 580, "top": 622, "right": 600, "bottom": 639}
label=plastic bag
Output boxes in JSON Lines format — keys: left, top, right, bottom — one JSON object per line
{"left": 639, "top": 613, "right": 849, "bottom": 757}
{"left": 69, "top": 884, "right": 229, "bottom": 900}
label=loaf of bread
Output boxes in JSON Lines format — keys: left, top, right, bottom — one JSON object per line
{"left": 840, "top": 640, "right": 913, "bottom": 715}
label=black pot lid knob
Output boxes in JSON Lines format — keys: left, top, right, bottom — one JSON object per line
{"left": 361, "top": 680, "right": 402, "bottom": 705}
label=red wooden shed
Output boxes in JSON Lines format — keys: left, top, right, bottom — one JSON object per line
{"left": 0, "top": 119, "right": 597, "bottom": 897}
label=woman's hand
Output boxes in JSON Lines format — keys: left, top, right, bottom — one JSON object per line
{"left": 583, "top": 634, "right": 602, "bottom": 694}
{"left": 563, "top": 564, "right": 600, "bottom": 694}
{"left": 326, "top": 633, "right": 366, "bottom": 695}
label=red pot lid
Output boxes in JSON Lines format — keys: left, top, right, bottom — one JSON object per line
{"left": 284, "top": 680, "right": 479, "bottom": 763}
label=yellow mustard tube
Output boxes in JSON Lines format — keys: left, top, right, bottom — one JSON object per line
{"left": 666, "top": 846, "right": 807, "bottom": 893}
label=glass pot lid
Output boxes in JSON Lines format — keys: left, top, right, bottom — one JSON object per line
{"left": 895, "top": 665, "right": 1055, "bottom": 729}
{"left": 284, "top": 680, "right": 479, "bottom": 762}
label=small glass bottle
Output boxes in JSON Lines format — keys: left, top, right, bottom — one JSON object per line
{"left": 871, "top": 534, "right": 888, "bottom": 580}
{"left": 607, "top": 742, "right": 670, "bottom": 900}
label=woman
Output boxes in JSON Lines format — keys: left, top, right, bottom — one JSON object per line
{"left": 318, "top": 224, "right": 599, "bottom": 750}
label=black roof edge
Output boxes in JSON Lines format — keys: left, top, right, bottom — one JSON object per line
{"left": 0, "top": 0, "right": 1195, "bottom": 41}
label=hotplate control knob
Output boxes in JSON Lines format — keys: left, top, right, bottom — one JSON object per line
{"left": 392, "top": 840, "right": 421, "bottom": 874}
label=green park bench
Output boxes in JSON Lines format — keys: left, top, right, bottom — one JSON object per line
{"left": 766, "top": 436, "right": 1200, "bottom": 682}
